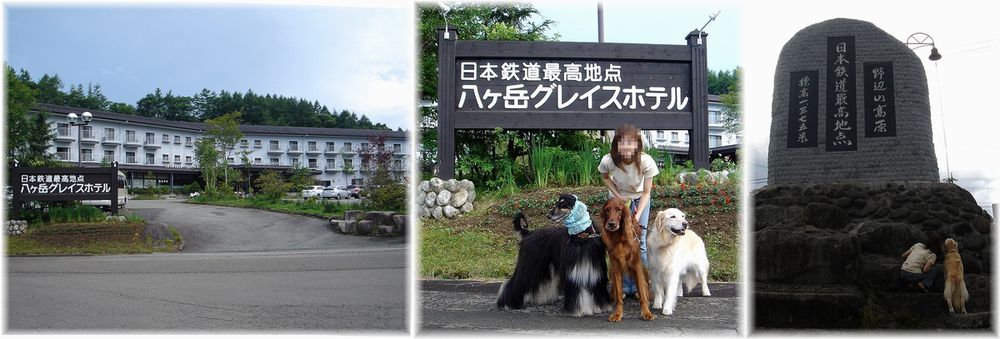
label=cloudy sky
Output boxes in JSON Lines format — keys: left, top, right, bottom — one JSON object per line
{"left": 4, "top": 2, "right": 414, "bottom": 130}
{"left": 532, "top": 0, "right": 742, "bottom": 72}
{"left": 742, "top": 0, "right": 1000, "bottom": 213}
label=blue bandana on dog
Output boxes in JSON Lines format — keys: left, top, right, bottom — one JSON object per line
{"left": 564, "top": 198, "right": 592, "bottom": 235}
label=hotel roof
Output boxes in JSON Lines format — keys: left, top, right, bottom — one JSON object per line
{"left": 34, "top": 103, "right": 408, "bottom": 139}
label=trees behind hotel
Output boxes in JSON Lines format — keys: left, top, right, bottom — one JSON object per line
{"left": 5, "top": 65, "right": 58, "bottom": 168}
{"left": 360, "top": 135, "right": 405, "bottom": 211}
{"left": 4, "top": 65, "right": 390, "bottom": 131}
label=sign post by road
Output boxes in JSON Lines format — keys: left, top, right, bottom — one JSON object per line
{"left": 9, "top": 162, "right": 119, "bottom": 218}
{"left": 435, "top": 28, "right": 711, "bottom": 179}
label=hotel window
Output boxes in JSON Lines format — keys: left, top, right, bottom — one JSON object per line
{"left": 146, "top": 132, "right": 156, "bottom": 144}
{"left": 56, "top": 147, "right": 70, "bottom": 161}
{"left": 270, "top": 140, "right": 279, "bottom": 150}
{"left": 343, "top": 142, "right": 352, "bottom": 152}
{"left": 186, "top": 156, "right": 193, "bottom": 164}
{"left": 82, "top": 125, "right": 94, "bottom": 139}
{"left": 344, "top": 159, "right": 353, "bottom": 168}
{"left": 57, "top": 123, "right": 70, "bottom": 137}
{"left": 710, "top": 135, "right": 723, "bottom": 148}
{"left": 254, "top": 140, "right": 262, "bottom": 147}
{"left": 360, "top": 142, "right": 369, "bottom": 152}
{"left": 308, "top": 141, "right": 317, "bottom": 151}
{"left": 270, "top": 158, "right": 279, "bottom": 165}
{"left": 186, "top": 136, "right": 193, "bottom": 145}
{"left": 104, "top": 150, "right": 115, "bottom": 162}
{"left": 290, "top": 158, "right": 300, "bottom": 166}
{"left": 174, "top": 135, "right": 181, "bottom": 144}
{"left": 289, "top": 141, "right": 299, "bottom": 151}
{"left": 175, "top": 155, "right": 181, "bottom": 163}
{"left": 393, "top": 144, "right": 401, "bottom": 153}
{"left": 671, "top": 132, "right": 679, "bottom": 142}
{"left": 104, "top": 128, "right": 116, "bottom": 141}
{"left": 254, "top": 158, "right": 262, "bottom": 164}
{"left": 326, "top": 159, "right": 336, "bottom": 168}
{"left": 146, "top": 153, "right": 155, "bottom": 165}
{"left": 240, "top": 139, "right": 249, "bottom": 147}
{"left": 308, "top": 158, "right": 318, "bottom": 168}
{"left": 393, "top": 159, "right": 402, "bottom": 170}
{"left": 162, "top": 154, "right": 169, "bottom": 163}
{"left": 126, "top": 130, "right": 137, "bottom": 143}
{"left": 82, "top": 149, "right": 94, "bottom": 162}
{"left": 162, "top": 134, "right": 169, "bottom": 143}
{"left": 326, "top": 142, "right": 336, "bottom": 151}
{"left": 126, "top": 152, "right": 136, "bottom": 163}
{"left": 657, "top": 131, "right": 665, "bottom": 139}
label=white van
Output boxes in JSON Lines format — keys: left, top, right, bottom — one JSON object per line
{"left": 82, "top": 171, "right": 128, "bottom": 211}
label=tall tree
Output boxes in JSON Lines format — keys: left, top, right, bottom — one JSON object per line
{"left": 204, "top": 111, "right": 245, "bottom": 192}
{"left": 417, "top": 4, "right": 555, "bottom": 177}
{"left": 719, "top": 67, "right": 742, "bottom": 136}
{"left": 6, "top": 65, "right": 38, "bottom": 167}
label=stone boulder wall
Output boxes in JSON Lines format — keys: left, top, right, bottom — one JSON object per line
{"left": 418, "top": 178, "right": 476, "bottom": 220}
{"left": 754, "top": 182, "right": 993, "bottom": 329}
{"left": 329, "top": 210, "right": 406, "bottom": 236}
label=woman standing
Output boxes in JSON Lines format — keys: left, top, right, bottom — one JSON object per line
{"left": 598, "top": 124, "right": 659, "bottom": 297}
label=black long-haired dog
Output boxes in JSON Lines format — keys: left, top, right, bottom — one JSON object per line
{"left": 496, "top": 194, "right": 612, "bottom": 316}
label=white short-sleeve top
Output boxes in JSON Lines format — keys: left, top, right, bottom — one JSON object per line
{"left": 598, "top": 153, "right": 659, "bottom": 200}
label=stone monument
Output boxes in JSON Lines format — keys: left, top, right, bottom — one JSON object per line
{"left": 755, "top": 18, "right": 992, "bottom": 330}
{"left": 767, "top": 18, "right": 938, "bottom": 184}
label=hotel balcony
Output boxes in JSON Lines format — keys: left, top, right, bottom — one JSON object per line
{"left": 81, "top": 154, "right": 97, "bottom": 163}
{"left": 305, "top": 146, "right": 321, "bottom": 155}
{"left": 55, "top": 130, "right": 74, "bottom": 142}
{"left": 80, "top": 131, "right": 99, "bottom": 144}
{"left": 253, "top": 142, "right": 263, "bottom": 148}
{"left": 101, "top": 134, "right": 121, "bottom": 145}
{"left": 340, "top": 146, "right": 356, "bottom": 157}
{"left": 393, "top": 148, "right": 406, "bottom": 157}
{"left": 125, "top": 157, "right": 138, "bottom": 165}
{"left": 287, "top": 146, "right": 303, "bottom": 154}
{"left": 324, "top": 165, "right": 340, "bottom": 172}
{"left": 143, "top": 139, "right": 161, "bottom": 149}
{"left": 124, "top": 137, "right": 142, "bottom": 148}
{"left": 266, "top": 146, "right": 283, "bottom": 154}
{"left": 185, "top": 140, "right": 194, "bottom": 147}
{"left": 324, "top": 146, "right": 339, "bottom": 155}
{"left": 240, "top": 141, "right": 250, "bottom": 148}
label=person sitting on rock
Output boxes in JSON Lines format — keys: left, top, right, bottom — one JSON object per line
{"left": 900, "top": 233, "right": 944, "bottom": 292}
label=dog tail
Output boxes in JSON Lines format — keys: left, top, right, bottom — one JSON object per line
{"left": 513, "top": 211, "right": 531, "bottom": 237}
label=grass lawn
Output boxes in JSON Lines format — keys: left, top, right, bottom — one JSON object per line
{"left": 6, "top": 221, "right": 176, "bottom": 255}
{"left": 419, "top": 186, "right": 741, "bottom": 282}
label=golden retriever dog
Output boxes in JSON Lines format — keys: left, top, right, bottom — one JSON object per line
{"left": 942, "top": 238, "right": 968, "bottom": 314}
{"left": 599, "top": 197, "right": 655, "bottom": 322}
{"left": 647, "top": 208, "right": 711, "bottom": 315}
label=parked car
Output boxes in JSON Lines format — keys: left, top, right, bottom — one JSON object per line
{"left": 345, "top": 185, "right": 364, "bottom": 199}
{"left": 322, "top": 186, "right": 350, "bottom": 200}
{"left": 301, "top": 185, "right": 325, "bottom": 198}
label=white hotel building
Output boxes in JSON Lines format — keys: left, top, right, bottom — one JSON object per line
{"left": 35, "top": 104, "right": 409, "bottom": 189}
{"left": 643, "top": 94, "right": 741, "bottom": 162}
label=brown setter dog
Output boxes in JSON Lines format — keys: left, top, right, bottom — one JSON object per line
{"left": 600, "top": 197, "right": 656, "bottom": 322}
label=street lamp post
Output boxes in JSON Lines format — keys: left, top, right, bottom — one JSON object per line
{"left": 905, "top": 32, "right": 951, "bottom": 182}
{"left": 67, "top": 111, "right": 93, "bottom": 167}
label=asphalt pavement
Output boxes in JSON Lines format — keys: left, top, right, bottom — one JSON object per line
{"left": 420, "top": 280, "right": 741, "bottom": 335}
{"left": 6, "top": 199, "right": 407, "bottom": 332}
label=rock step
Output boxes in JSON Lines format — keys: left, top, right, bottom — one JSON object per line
{"left": 755, "top": 284, "right": 864, "bottom": 328}
{"left": 874, "top": 290, "right": 991, "bottom": 316}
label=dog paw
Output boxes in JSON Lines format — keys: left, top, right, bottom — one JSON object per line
{"left": 608, "top": 313, "right": 623, "bottom": 322}
{"left": 641, "top": 310, "right": 656, "bottom": 321}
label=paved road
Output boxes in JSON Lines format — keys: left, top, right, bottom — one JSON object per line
{"left": 127, "top": 199, "right": 403, "bottom": 253}
{"left": 420, "top": 280, "right": 740, "bottom": 335}
{"left": 7, "top": 200, "right": 407, "bottom": 332}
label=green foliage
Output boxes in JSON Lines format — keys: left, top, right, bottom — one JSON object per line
{"left": 707, "top": 68, "right": 740, "bottom": 95}
{"left": 287, "top": 166, "right": 314, "bottom": 192}
{"left": 361, "top": 135, "right": 407, "bottom": 211}
{"left": 190, "top": 195, "right": 349, "bottom": 219}
{"left": 529, "top": 145, "right": 555, "bottom": 188}
{"left": 711, "top": 156, "right": 739, "bottom": 172}
{"left": 255, "top": 170, "right": 291, "bottom": 201}
{"left": 37, "top": 205, "right": 107, "bottom": 224}
{"left": 418, "top": 4, "right": 555, "bottom": 178}
{"left": 5, "top": 65, "right": 59, "bottom": 167}
{"left": 720, "top": 67, "right": 742, "bottom": 136}
{"left": 420, "top": 223, "right": 519, "bottom": 279}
